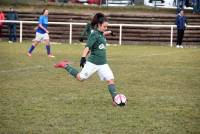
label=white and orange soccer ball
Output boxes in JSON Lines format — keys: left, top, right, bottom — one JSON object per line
{"left": 113, "top": 94, "right": 127, "bottom": 106}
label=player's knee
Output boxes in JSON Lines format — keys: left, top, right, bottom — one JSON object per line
{"left": 107, "top": 79, "right": 114, "bottom": 85}
{"left": 76, "top": 74, "right": 85, "bottom": 82}
{"left": 44, "top": 40, "right": 50, "bottom": 45}
{"left": 78, "top": 72, "right": 90, "bottom": 81}
{"left": 33, "top": 42, "right": 39, "bottom": 46}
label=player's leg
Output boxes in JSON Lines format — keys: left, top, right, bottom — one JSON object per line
{"left": 97, "top": 64, "right": 117, "bottom": 99}
{"left": 54, "top": 60, "right": 79, "bottom": 78}
{"left": 27, "top": 32, "right": 41, "bottom": 56}
{"left": 78, "top": 61, "right": 97, "bottom": 81}
{"left": 43, "top": 33, "right": 55, "bottom": 57}
{"left": 55, "top": 61, "right": 97, "bottom": 81}
{"left": 107, "top": 79, "right": 117, "bottom": 99}
{"left": 27, "top": 40, "right": 40, "bottom": 56}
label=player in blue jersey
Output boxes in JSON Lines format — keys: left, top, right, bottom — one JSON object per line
{"left": 27, "top": 9, "right": 55, "bottom": 57}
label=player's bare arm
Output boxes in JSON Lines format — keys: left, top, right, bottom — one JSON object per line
{"left": 82, "top": 47, "right": 90, "bottom": 57}
{"left": 38, "top": 24, "right": 49, "bottom": 33}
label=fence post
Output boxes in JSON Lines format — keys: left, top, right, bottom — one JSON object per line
{"left": 119, "top": 24, "right": 122, "bottom": 45}
{"left": 20, "top": 21, "right": 23, "bottom": 43}
{"left": 170, "top": 25, "right": 173, "bottom": 47}
{"left": 69, "top": 23, "right": 72, "bottom": 44}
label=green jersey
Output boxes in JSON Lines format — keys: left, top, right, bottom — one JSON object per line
{"left": 86, "top": 29, "right": 107, "bottom": 65}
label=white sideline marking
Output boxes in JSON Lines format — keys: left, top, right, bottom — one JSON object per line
{"left": 135, "top": 51, "right": 182, "bottom": 58}
{"left": 133, "top": 49, "right": 200, "bottom": 59}
{"left": 0, "top": 65, "right": 44, "bottom": 73}
{"left": 109, "top": 51, "right": 181, "bottom": 61}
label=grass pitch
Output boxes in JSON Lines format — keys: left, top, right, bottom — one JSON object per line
{"left": 0, "top": 41, "right": 200, "bottom": 134}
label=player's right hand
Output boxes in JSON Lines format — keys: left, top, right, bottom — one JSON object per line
{"left": 34, "top": 26, "right": 38, "bottom": 31}
{"left": 110, "top": 31, "right": 115, "bottom": 36}
{"left": 80, "top": 57, "right": 86, "bottom": 68}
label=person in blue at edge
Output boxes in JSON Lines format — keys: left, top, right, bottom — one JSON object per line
{"left": 27, "top": 9, "right": 55, "bottom": 58}
{"left": 175, "top": 9, "right": 187, "bottom": 48}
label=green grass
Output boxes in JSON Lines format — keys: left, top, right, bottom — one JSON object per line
{"left": 0, "top": 41, "right": 200, "bottom": 134}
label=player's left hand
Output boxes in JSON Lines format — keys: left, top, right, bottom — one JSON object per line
{"left": 80, "top": 57, "right": 86, "bottom": 68}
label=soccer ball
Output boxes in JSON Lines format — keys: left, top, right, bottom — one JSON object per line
{"left": 114, "top": 94, "right": 127, "bottom": 106}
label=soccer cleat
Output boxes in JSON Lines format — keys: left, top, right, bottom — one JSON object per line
{"left": 8, "top": 41, "right": 13, "bottom": 43}
{"left": 27, "top": 53, "right": 32, "bottom": 57}
{"left": 176, "top": 45, "right": 180, "bottom": 48}
{"left": 54, "top": 60, "right": 70, "bottom": 68}
{"left": 48, "top": 54, "right": 55, "bottom": 58}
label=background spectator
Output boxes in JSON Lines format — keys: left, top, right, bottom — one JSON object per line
{"left": 0, "top": 9, "right": 5, "bottom": 40}
{"left": 175, "top": 9, "right": 187, "bottom": 48}
{"left": 176, "top": 0, "right": 186, "bottom": 13}
{"left": 7, "top": 7, "right": 18, "bottom": 43}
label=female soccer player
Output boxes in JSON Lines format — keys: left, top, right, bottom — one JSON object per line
{"left": 27, "top": 9, "right": 55, "bottom": 57}
{"left": 55, "top": 13, "right": 120, "bottom": 106}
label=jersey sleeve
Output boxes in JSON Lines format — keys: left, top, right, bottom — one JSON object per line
{"left": 86, "top": 32, "right": 97, "bottom": 49}
{"left": 38, "top": 16, "right": 43, "bottom": 24}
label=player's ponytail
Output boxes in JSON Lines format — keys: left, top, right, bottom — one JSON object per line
{"left": 91, "top": 12, "right": 106, "bottom": 28}
{"left": 42, "top": 8, "right": 48, "bottom": 15}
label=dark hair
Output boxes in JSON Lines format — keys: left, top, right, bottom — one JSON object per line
{"left": 91, "top": 12, "right": 107, "bottom": 28}
{"left": 178, "top": 8, "right": 184, "bottom": 13}
{"left": 42, "top": 9, "right": 48, "bottom": 14}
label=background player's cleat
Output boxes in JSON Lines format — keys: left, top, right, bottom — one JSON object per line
{"left": 54, "top": 60, "right": 70, "bottom": 68}
{"left": 8, "top": 41, "right": 13, "bottom": 43}
{"left": 179, "top": 45, "right": 183, "bottom": 48}
{"left": 48, "top": 54, "right": 55, "bottom": 58}
{"left": 27, "top": 53, "right": 32, "bottom": 57}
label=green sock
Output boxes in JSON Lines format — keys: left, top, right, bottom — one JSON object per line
{"left": 65, "top": 65, "right": 79, "bottom": 78}
{"left": 108, "top": 84, "right": 117, "bottom": 99}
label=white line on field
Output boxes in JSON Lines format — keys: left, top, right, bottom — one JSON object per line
{"left": 108, "top": 51, "right": 182, "bottom": 61}
{"left": 0, "top": 65, "right": 44, "bottom": 73}
{"left": 135, "top": 48, "right": 200, "bottom": 58}
{"left": 134, "top": 51, "right": 182, "bottom": 58}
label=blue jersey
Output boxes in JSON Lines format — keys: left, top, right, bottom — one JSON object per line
{"left": 36, "top": 15, "right": 48, "bottom": 34}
